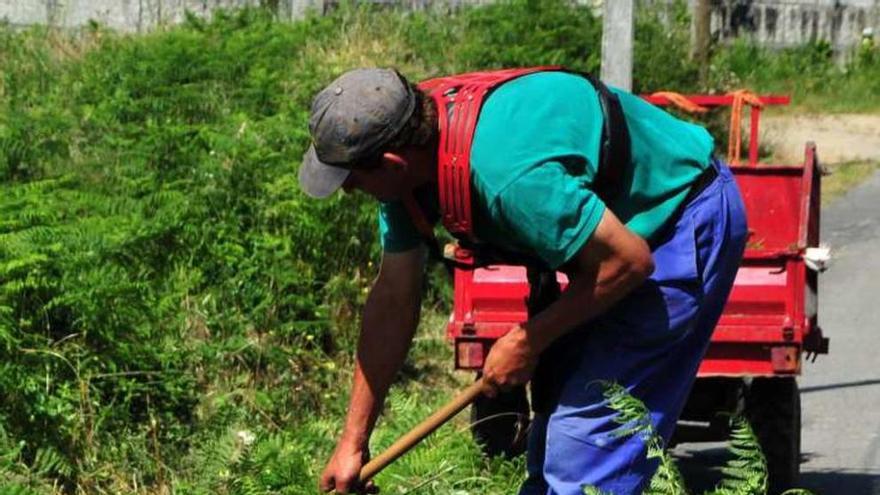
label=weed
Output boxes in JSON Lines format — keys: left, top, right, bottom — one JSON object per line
{"left": 821, "top": 160, "right": 880, "bottom": 205}
{"left": 583, "top": 382, "right": 808, "bottom": 495}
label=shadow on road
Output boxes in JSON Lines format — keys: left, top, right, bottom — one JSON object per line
{"left": 801, "top": 378, "right": 880, "bottom": 394}
{"left": 673, "top": 445, "right": 880, "bottom": 494}
{"left": 799, "top": 470, "right": 880, "bottom": 494}
{"left": 673, "top": 444, "right": 733, "bottom": 491}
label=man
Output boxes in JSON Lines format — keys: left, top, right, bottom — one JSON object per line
{"left": 299, "top": 67, "right": 748, "bottom": 494}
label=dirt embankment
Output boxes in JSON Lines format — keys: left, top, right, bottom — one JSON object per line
{"left": 763, "top": 113, "right": 880, "bottom": 165}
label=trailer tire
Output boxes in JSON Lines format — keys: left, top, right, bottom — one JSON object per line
{"left": 745, "top": 377, "right": 801, "bottom": 495}
{"left": 470, "top": 381, "right": 530, "bottom": 458}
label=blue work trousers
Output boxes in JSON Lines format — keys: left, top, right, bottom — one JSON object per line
{"left": 519, "top": 159, "right": 748, "bottom": 495}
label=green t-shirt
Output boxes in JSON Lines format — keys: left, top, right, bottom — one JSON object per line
{"left": 379, "top": 71, "right": 714, "bottom": 269}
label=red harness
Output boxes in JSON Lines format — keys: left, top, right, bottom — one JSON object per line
{"left": 416, "top": 66, "right": 561, "bottom": 240}
{"left": 406, "top": 67, "right": 630, "bottom": 269}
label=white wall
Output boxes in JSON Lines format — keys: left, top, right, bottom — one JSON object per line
{"left": 712, "top": 0, "right": 879, "bottom": 53}
{"left": 1, "top": 0, "right": 877, "bottom": 54}
{"left": 0, "top": 0, "right": 326, "bottom": 32}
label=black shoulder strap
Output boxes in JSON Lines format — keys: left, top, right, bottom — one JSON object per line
{"left": 577, "top": 72, "right": 632, "bottom": 204}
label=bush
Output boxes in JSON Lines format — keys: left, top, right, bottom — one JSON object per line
{"left": 1, "top": 9, "right": 379, "bottom": 489}
{"left": 711, "top": 38, "right": 880, "bottom": 113}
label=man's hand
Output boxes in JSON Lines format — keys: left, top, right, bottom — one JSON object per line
{"left": 488, "top": 209, "right": 652, "bottom": 373}
{"left": 481, "top": 325, "right": 538, "bottom": 398}
{"left": 319, "top": 443, "right": 378, "bottom": 494}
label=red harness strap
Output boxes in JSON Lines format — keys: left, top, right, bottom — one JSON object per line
{"left": 418, "top": 67, "right": 562, "bottom": 241}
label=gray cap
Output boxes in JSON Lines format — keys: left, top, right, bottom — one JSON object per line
{"left": 298, "top": 68, "right": 416, "bottom": 198}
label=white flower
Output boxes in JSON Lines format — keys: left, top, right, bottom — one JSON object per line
{"left": 236, "top": 429, "right": 256, "bottom": 446}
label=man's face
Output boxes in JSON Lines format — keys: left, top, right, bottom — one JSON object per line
{"left": 341, "top": 160, "right": 410, "bottom": 202}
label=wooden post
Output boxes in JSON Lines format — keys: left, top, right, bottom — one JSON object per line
{"left": 601, "top": 0, "right": 634, "bottom": 91}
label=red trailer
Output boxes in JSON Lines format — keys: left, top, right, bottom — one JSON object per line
{"left": 445, "top": 94, "right": 828, "bottom": 492}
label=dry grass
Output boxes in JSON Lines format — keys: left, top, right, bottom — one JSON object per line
{"left": 294, "top": 11, "right": 436, "bottom": 86}
{"left": 821, "top": 160, "right": 880, "bottom": 205}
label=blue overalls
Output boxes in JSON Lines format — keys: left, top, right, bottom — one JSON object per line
{"left": 520, "top": 159, "right": 748, "bottom": 495}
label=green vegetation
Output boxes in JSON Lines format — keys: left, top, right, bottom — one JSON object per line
{"left": 822, "top": 160, "right": 880, "bottom": 205}
{"left": 584, "top": 383, "right": 817, "bottom": 495}
{"left": 713, "top": 38, "right": 880, "bottom": 114}
{"left": 1, "top": 1, "right": 876, "bottom": 493}
{"left": 583, "top": 382, "right": 776, "bottom": 495}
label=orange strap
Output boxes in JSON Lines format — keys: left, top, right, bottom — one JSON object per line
{"left": 650, "top": 91, "right": 709, "bottom": 114}
{"left": 727, "top": 89, "right": 764, "bottom": 165}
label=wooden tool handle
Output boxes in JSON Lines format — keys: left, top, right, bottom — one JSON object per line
{"left": 358, "top": 379, "right": 486, "bottom": 482}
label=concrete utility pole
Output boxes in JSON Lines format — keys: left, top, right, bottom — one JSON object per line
{"left": 600, "top": 0, "right": 634, "bottom": 91}
{"left": 691, "top": 0, "right": 712, "bottom": 86}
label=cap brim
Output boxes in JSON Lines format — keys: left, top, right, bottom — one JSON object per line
{"left": 298, "top": 146, "right": 351, "bottom": 199}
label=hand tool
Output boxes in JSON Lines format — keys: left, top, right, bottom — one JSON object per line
{"left": 357, "top": 378, "right": 487, "bottom": 483}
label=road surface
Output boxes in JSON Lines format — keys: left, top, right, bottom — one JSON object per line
{"left": 675, "top": 170, "right": 880, "bottom": 494}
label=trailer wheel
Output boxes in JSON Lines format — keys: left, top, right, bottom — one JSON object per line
{"left": 745, "top": 377, "right": 801, "bottom": 495}
{"left": 470, "top": 381, "right": 530, "bottom": 458}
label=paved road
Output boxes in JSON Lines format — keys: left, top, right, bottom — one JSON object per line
{"left": 675, "top": 170, "right": 880, "bottom": 494}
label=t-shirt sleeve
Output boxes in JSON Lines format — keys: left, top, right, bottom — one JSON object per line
{"left": 378, "top": 201, "right": 423, "bottom": 253}
{"left": 493, "top": 161, "right": 606, "bottom": 269}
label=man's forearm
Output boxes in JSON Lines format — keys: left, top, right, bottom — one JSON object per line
{"left": 520, "top": 264, "right": 647, "bottom": 354}
{"left": 479, "top": 210, "right": 654, "bottom": 395}
{"left": 338, "top": 279, "right": 421, "bottom": 450}
{"left": 522, "top": 214, "right": 655, "bottom": 354}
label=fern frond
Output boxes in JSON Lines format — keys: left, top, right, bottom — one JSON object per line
{"left": 704, "top": 416, "right": 767, "bottom": 495}
{"left": 31, "top": 447, "right": 74, "bottom": 479}
{"left": 595, "top": 381, "right": 689, "bottom": 495}
{"left": 600, "top": 381, "right": 654, "bottom": 441}
{"left": 644, "top": 445, "right": 688, "bottom": 495}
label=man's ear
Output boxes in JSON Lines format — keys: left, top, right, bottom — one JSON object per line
{"left": 381, "top": 152, "right": 409, "bottom": 170}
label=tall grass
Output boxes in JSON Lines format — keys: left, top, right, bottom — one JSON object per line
{"left": 0, "top": 3, "right": 604, "bottom": 492}
{"left": 712, "top": 38, "right": 880, "bottom": 113}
